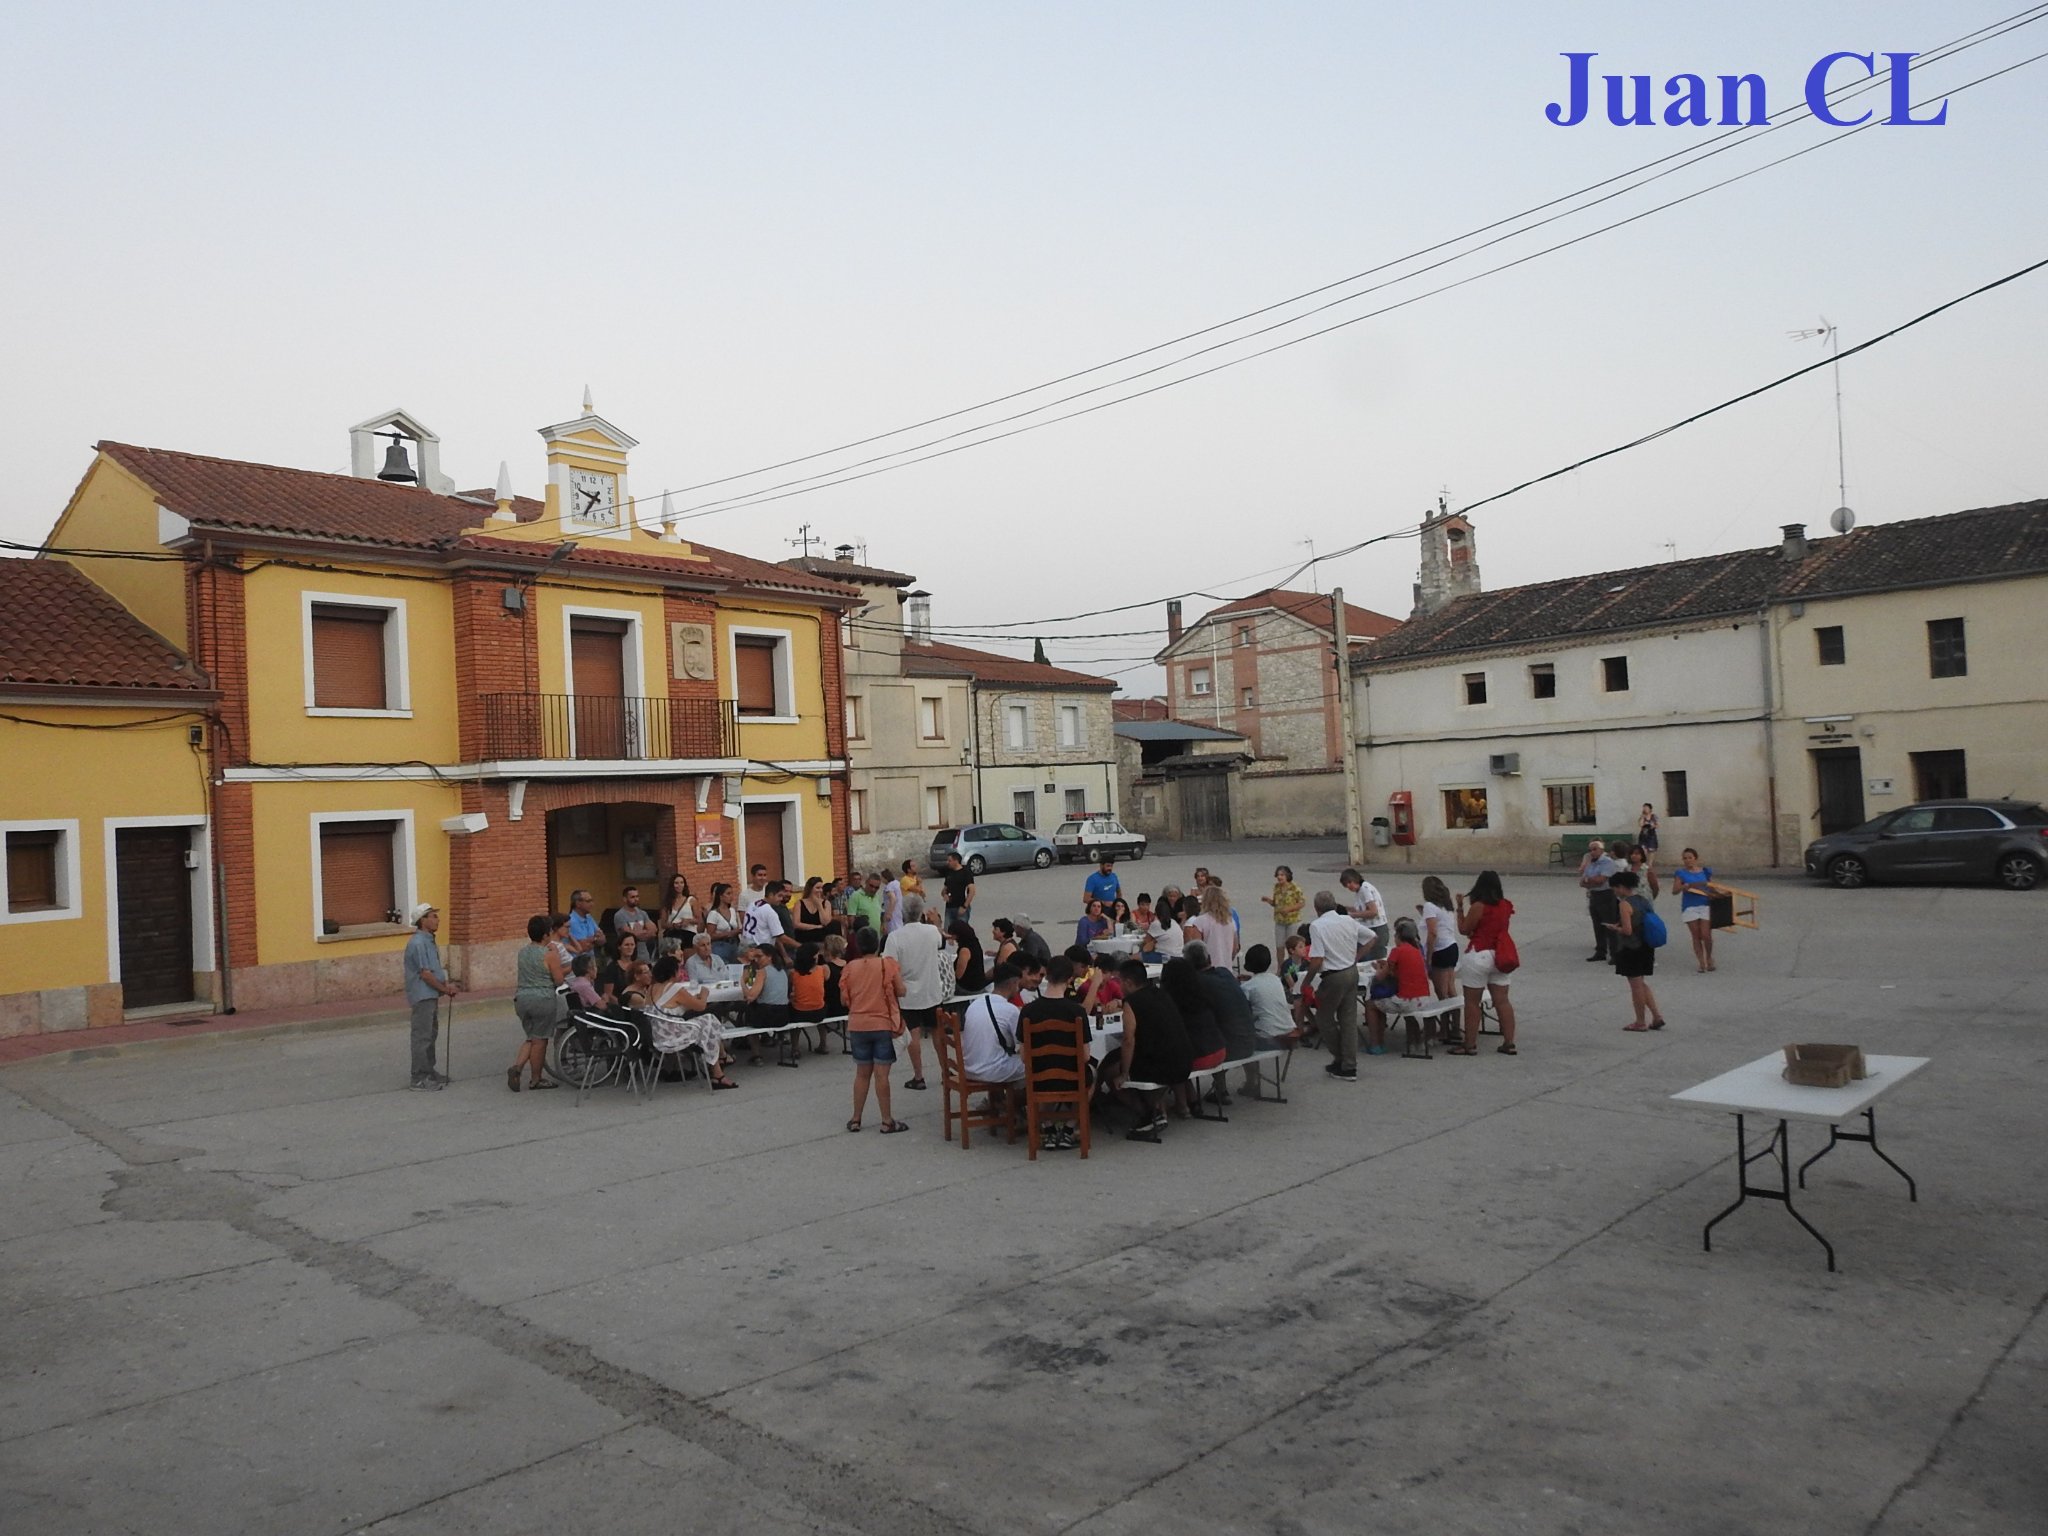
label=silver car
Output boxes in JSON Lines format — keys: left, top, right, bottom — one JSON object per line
{"left": 927, "top": 824, "right": 1057, "bottom": 876}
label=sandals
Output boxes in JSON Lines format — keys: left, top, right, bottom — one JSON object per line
{"left": 1445, "top": 1043, "right": 1478, "bottom": 1055}
{"left": 846, "top": 1118, "right": 862, "bottom": 1132}
{"left": 1496, "top": 1043, "right": 1517, "bottom": 1055}
{"left": 528, "top": 1078, "right": 557, "bottom": 1090}
{"left": 878, "top": 1120, "right": 911, "bottom": 1134}
{"left": 903, "top": 1077, "right": 927, "bottom": 1091}
{"left": 1649, "top": 1019, "right": 1668, "bottom": 1030}
{"left": 1623, "top": 1023, "right": 1650, "bottom": 1032}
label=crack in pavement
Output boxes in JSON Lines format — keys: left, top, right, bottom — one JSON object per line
{"left": 8, "top": 1076, "right": 979, "bottom": 1536}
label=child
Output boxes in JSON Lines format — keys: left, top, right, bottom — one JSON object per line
{"left": 789, "top": 943, "right": 830, "bottom": 1058}
{"left": 1370, "top": 918, "right": 1434, "bottom": 1056}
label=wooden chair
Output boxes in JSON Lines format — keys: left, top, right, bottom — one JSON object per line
{"left": 933, "top": 1008, "right": 1017, "bottom": 1150}
{"left": 1022, "top": 1012, "right": 1091, "bottom": 1160}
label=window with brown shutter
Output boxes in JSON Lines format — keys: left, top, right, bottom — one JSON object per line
{"left": 310, "top": 604, "right": 390, "bottom": 709}
{"left": 6, "top": 830, "right": 60, "bottom": 912}
{"left": 319, "top": 821, "right": 398, "bottom": 928}
{"left": 735, "top": 636, "right": 780, "bottom": 716}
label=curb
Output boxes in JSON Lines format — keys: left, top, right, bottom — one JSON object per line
{"left": 0, "top": 996, "right": 513, "bottom": 1070}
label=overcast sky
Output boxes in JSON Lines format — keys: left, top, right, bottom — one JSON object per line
{"left": 5, "top": 2, "right": 2044, "bottom": 692}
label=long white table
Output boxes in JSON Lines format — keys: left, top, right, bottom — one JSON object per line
{"left": 1671, "top": 1052, "right": 1928, "bottom": 1271}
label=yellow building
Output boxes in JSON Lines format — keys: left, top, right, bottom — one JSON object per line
{"left": 0, "top": 559, "right": 216, "bottom": 1036}
{"left": 12, "top": 400, "right": 858, "bottom": 1018}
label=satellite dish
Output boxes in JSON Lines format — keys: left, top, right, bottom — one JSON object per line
{"left": 1830, "top": 505, "right": 1856, "bottom": 534}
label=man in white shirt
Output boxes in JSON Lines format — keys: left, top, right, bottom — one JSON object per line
{"left": 1306, "top": 891, "right": 1363, "bottom": 1081}
{"left": 884, "top": 895, "right": 944, "bottom": 1087}
{"left": 881, "top": 872, "right": 905, "bottom": 936}
{"left": 740, "top": 884, "right": 784, "bottom": 952}
{"left": 959, "top": 967, "right": 1027, "bottom": 1087}
{"left": 1340, "top": 867, "right": 1389, "bottom": 963}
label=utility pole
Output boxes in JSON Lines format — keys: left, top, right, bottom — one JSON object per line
{"left": 1332, "top": 586, "right": 1367, "bottom": 866}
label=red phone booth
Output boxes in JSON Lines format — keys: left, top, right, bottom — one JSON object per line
{"left": 1388, "top": 791, "right": 1416, "bottom": 845}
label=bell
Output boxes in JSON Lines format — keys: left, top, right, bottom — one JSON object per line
{"left": 377, "top": 439, "right": 418, "bottom": 483}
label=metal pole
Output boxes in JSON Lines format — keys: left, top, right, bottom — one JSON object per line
{"left": 1332, "top": 587, "right": 1367, "bottom": 866}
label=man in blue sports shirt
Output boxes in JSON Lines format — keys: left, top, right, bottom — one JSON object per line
{"left": 1083, "top": 857, "right": 1121, "bottom": 912}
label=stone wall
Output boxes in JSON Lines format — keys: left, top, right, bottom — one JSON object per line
{"left": 1238, "top": 768, "right": 1346, "bottom": 838}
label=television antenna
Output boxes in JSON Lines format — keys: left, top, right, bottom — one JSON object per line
{"left": 1788, "top": 317, "right": 1854, "bottom": 533}
{"left": 1298, "top": 538, "right": 1317, "bottom": 591}
{"left": 787, "top": 522, "right": 823, "bottom": 558}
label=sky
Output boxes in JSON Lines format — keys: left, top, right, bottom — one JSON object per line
{"left": 4, "top": 1, "right": 2044, "bottom": 694}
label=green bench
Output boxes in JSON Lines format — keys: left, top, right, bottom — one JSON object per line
{"left": 1548, "top": 831, "right": 1635, "bottom": 865}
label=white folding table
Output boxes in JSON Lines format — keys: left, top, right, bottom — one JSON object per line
{"left": 1671, "top": 1052, "right": 1928, "bottom": 1271}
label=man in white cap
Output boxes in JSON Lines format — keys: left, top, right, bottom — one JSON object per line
{"left": 403, "top": 903, "right": 462, "bottom": 1089}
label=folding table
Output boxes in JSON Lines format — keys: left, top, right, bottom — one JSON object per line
{"left": 1671, "top": 1052, "right": 1928, "bottom": 1271}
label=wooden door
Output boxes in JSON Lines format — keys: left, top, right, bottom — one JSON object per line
{"left": 116, "top": 827, "right": 195, "bottom": 1008}
{"left": 1179, "top": 773, "right": 1232, "bottom": 841}
{"left": 1813, "top": 748, "right": 1865, "bottom": 836}
{"left": 743, "top": 806, "right": 787, "bottom": 882}
{"left": 570, "top": 618, "right": 628, "bottom": 758}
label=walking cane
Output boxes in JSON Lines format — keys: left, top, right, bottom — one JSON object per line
{"left": 442, "top": 990, "right": 455, "bottom": 1082}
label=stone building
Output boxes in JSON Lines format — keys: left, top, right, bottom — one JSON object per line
{"left": 781, "top": 552, "right": 974, "bottom": 872}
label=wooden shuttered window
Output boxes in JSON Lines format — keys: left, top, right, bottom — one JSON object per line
{"left": 310, "top": 604, "right": 390, "bottom": 710}
{"left": 6, "top": 830, "right": 60, "bottom": 912}
{"left": 319, "top": 821, "right": 398, "bottom": 928}
{"left": 735, "top": 637, "right": 780, "bottom": 716}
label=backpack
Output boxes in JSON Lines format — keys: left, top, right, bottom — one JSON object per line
{"left": 1636, "top": 899, "right": 1668, "bottom": 950}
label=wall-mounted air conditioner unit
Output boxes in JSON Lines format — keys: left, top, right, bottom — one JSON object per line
{"left": 1488, "top": 753, "right": 1521, "bottom": 776}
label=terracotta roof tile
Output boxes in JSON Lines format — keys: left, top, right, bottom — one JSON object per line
{"left": 1363, "top": 498, "right": 2048, "bottom": 664}
{"left": 1198, "top": 587, "right": 1401, "bottom": 641}
{"left": 0, "top": 559, "right": 211, "bottom": 693}
{"left": 780, "top": 554, "right": 918, "bottom": 587}
{"left": 97, "top": 442, "right": 859, "bottom": 601}
{"left": 903, "top": 639, "right": 1116, "bottom": 691}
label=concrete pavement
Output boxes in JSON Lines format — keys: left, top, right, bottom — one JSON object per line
{"left": 2, "top": 843, "right": 2043, "bottom": 1535}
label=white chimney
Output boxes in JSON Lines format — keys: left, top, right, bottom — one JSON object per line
{"left": 905, "top": 590, "right": 932, "bottom": 644}
{"left": 490, "top": 460, "right": 517, "bottom": 522}
{"left": 1780, "top": 523, "right": 1809, "bottom": 561}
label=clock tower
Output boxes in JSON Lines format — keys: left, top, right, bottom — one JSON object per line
{"left": 538, "top": 388, "right": 639, "bottom": 541}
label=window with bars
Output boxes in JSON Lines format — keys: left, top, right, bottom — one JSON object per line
{"left": 1927, "top": 618, "right": 1967, "bottom": 678}
{"left": 1815, "top": 626, "right": 1846, "bottom": 666}
{"left": 1545, "top": 783, "right": 1598, "bottom": 826}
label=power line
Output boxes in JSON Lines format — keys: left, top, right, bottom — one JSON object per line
{"left": 498, "top": 12, "right": 2048, "bottom": 539}
{"left": 648, "top": 8, "right": 2048, "bottom": 504}
{"left": 668, "top": 54, "right": 2048, "bottom": 524}
{"left": 1458, "top": 251, "right": 2048, "bottom": 517}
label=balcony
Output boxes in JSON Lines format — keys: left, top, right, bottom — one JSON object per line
{"left": 478, "top": 694, "right": 739, "bottom": 763}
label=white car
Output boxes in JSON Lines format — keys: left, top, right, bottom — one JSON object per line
{"left": 1053, "top": 815, "right": 1147, "bottom": 863}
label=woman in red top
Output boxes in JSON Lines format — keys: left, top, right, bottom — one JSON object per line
{"left": 1450, "top": 871, "right": 1519, "bottom": 1056}
{"left": 789, "top": 944, "right": 832, "bottom": 1057}
{"left": 1367, "top": 918, "right": 1433, "bottom": 1055}
{"left": 841, "top": 927, "right": 909, "bottom": 1134}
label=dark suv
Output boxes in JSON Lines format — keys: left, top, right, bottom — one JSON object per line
{"left": 1803, "top": 799, "right": 2047, "bottom": 890}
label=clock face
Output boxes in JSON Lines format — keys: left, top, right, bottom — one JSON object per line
{"left": 568, "top": 469, "right": 618, "bottom": 526}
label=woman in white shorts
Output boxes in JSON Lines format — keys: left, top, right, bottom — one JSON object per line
{"left": 1450, "top": 871, "right": 1519, "bottom": 1056}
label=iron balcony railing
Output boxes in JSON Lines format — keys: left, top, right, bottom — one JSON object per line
{"left": 478, "top": 694, "right": 739, "bottom": 762}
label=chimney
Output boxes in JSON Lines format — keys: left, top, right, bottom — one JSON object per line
{"left": 1780, "top": 523, "right": 1808, "bottom": 561}
{"left": 905, "top": 590, "right": 932, "bottom": 644}
{"left": 834, "top": 543, "right": 858, "bottom": 563}
{"left": 1166, "top": 599, "right": 1184, "bottom": 646}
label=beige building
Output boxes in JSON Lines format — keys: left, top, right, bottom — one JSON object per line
{"left": 1353, "top": 500, "right": 2048, "bottom": 872}
{"left": 1767, "top": 504, "right": 2048, "bottom": 853}
{"left": 783, "top": 553, "right": 973, "bottom": 872}
{"left": 903, "top": 639, "right": 1119, "bottom": 832}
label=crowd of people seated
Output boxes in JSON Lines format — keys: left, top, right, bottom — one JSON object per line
{"left": 501, "top": 854, "right": 1522, "bottom": 1150}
